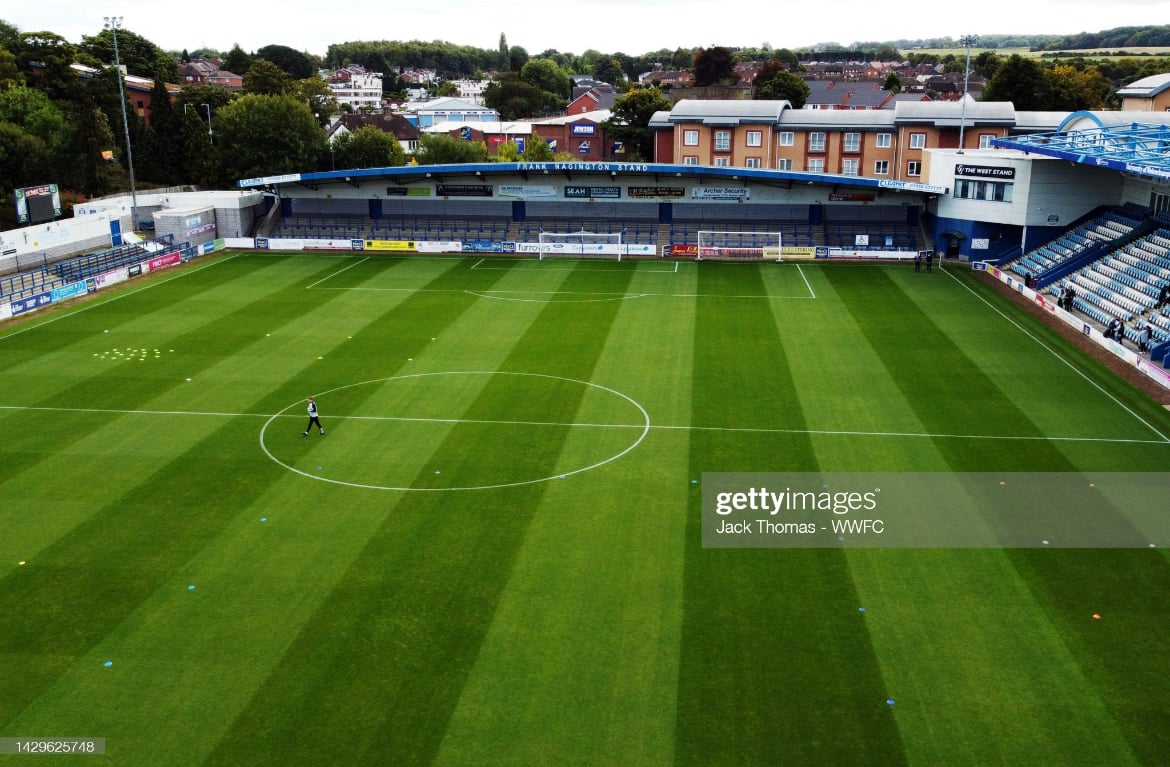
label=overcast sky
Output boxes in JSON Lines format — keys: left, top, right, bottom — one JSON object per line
{"left": 6, "top": 0, "right": 1168, "bottom": 60}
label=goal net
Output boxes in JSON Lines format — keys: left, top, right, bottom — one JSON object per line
{"left": 697, "top": 230, "right": 783, "bottom": 262}
{"left": 538, "top": 229, "right": 625, "bottom": 260}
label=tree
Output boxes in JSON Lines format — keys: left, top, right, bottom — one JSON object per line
{"left": 593, "top": 57, "right": 626, "bottom": 88}
{"left": 508, "top": 45, "right": 529, "bottom": 73}
{"left": 484, "top": 72, "right": 564, "bottom": 119}
{"left": 498, "top": 34, "right": 509, "bottom": 71}
{"left": 80, "top": 27, "right": 179, "bottom": 84}
{"left": 754, "top": 68, "right": 810, "bottom": 107}
{"left": 414, "top": 133, "right": 489, "bottom": 164}
{"left": 522, "top": 136, "right": 555, "bottom": 161}
{"left": 670, "top": 48, "right": 693, "bottom": 69}
{"left": 213, "top": 93, "right": 326, "bottom": 184}
{"left": 331, "top": 125, "right": 405, "bottom": 170}
{"left": 136, "top": 77, "right": 182, "bottom": 184}
{"left": 495, "top": 140, "right": 520, "bottom": 162}
{"left": 602, "top": 86, "right": 672, "bottom": 161}
{"left": 980, "top": 54, "right": 1050, "bottom": 110}
{"left": 179, "top": 104, "right": 217, "bottom": 187}
{"left": 521, "top": 58, "right": 570, "bottom": 98}
{"left": 882, "top": 72, "right": 902, "bottom": 94}
{"left": 256, "top": 44, "right": 314, "bottom": 79}
{"left": 0, "top": 48, "right": 17, "bottom": 87}
{"left": 0, "top": 19, "right": 19, "bottom": 52}
{"left": 973, "top": 51, "right": 1003, "bottom": 79}
{"left": 243, "top": 59, "right": 294, "bottom": 96}
{"left": 295, "top": 77, "right": 338, "bottom": 126}
{"left": 222, "top": 44, "right": 252, "bottom": 75}
{"left": 14, "top": 32, "right": 78, "bottom": 101}
{"left": 693, "top": 46, "right": 736, "bottom": 87}
{"left": 1046, "top": 64, "right": 1115, "bottom": 110}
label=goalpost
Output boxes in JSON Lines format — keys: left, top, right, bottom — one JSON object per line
{"left": 696, "top": 230, "right": 783, "bottom": 262}
{"left": 538, "top": 229, "right": 625, "bottom": 260}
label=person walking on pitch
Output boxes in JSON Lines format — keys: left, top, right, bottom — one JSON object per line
{"left": 303, "top": 397, "right": 324, "bottom": 436}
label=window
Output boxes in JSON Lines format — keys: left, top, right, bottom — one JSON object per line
{"left": 907, "top": 160, "right": 921, "bottom": 176}
{"left": 777, "top": 158, "right": 793, "bottom": 171}
{"left": 842, "top": 159, "right": 860, "bottom": 176}
{"left": 714, "top": 130, "right": 731, "bottom": 151}
{"left": 954, "top": 179, "right": 1013, "bottom": 202}
{"left": 844, "top": 132, "right": 861, "bottom": 152}
{"left": 684, "top": 130, "right": 699, "bottom": 146}
{"left": 874, "top": 160, "right": 890, "bottom": 176}
{"left": 714, "top": 156, "right": 731, "bottom": 167}
{"left": 978, "top": 134, "right": 994, "bottom": 149}
{"left": 683, "top": 156, "right": 699, "bottom": 165}
{"left": 745, "top": 157, "right": 762, "bottom": 168}
{"left": 909, "top": 133, "right": 926, "bottom": 149}
{"left": 809, "top": 132, "right": 826, "bottom": 152}
{"left": 746, "top": 130, "right": 762, "bottom": 147}
{"left": 807, "top": 158, "right": 825, "bottom": 173}
{"left": 779, "top": 131, "right": 795, "bottom": 146}
{"left": 876, "top": 133, "right": 892, "bottom": 149}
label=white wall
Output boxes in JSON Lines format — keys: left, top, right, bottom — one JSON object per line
{"left": 930, "top": 149, "right": 1123, "bottom": 228}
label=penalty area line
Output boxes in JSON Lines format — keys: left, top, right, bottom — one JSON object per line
{"left": 305, "top": 256, "right": 369, "bottom": 289}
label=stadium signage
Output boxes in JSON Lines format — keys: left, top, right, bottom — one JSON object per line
{"left": 628, "top": 186, "right": 685, "bottom": 199}
{"left": 955, "top": 164, "right": 1015, "bottom": 180}
{"left": 10, "top": 291, "right": 51, "bottom": 316}
{"left": 877, "top": 179, "right": 947, "bottom": 194}
{"left": 498, "top": 185, "right": 558, "bottom": 199}
{"left": 50, "top": 281, "right": 88, "bottom": 302}
{"left": 564, "top": 186, "right": 621, "bottom": 199}
{"left": 516, "top": 162, "right": 650, "bottom": 173}
{"left": 571, "top": 124, "right": 596, "bottom": 136}
{"left": 436, "top": 184, "right": 493, "bottom": 197}
{"left": 238, "top": 173, "right": 301, "bottom": 187}
{"left": 829, "top": 193, "right": 875, "bottom": 202}
{"left": 384, "top": 186, "right": 432, "bottom": 196}
{"left": 691, "top": 187, "right": 749, "bottom": 200}
{"left": 1124, "top": 162, "right": 1170, "bottom": 180}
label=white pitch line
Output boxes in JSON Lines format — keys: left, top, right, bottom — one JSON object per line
{"left": 305, "top": 256, "right": 369, "bottom": 289}
{"left": 2, "top": 403, "right": 1167, "bottom": 445}
{"left": 796, "top": 263, "right": 816, "bottom": 299}
{"left": 313, "top": 285, "right": 812, "bottom": 300}
{"left": 0, "top": 253, "right": 240, "bottom": 342}
{"left": 942, "top": 264, "right": 1170, "bottom": 443}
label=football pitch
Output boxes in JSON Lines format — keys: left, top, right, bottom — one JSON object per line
{"left": 2, "top": 252, "right": 1170, "bottom": 765}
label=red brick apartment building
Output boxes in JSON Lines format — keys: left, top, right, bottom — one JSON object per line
{"left": 650, "top": 98, "right": 1052, "bottom": 183}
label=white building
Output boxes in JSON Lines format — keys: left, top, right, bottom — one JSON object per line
{"left": 330, "top": 70, "right": 384, "bottom": 112}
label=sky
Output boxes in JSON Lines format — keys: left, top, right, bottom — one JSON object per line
{"left": 5, "top": 0, "right": 1169, "bottom": 60}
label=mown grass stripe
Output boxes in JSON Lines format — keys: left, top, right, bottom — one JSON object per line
{"left": 0, "top": 415, "right": 282, "bottom": 726}
{"left": 206, "top": 261, "right": 634, "bottom": 765}
{"left": 676, "top": 263, "right": 907, "bottom": 766}
{"left": 833, "top": 265, "right": 1170, "bottom": 763}
{"left": 432, "top": 262, "right": 696, "bottom": 765}
{"left": 0, "top": 256, "right": 510, "bottom": 739}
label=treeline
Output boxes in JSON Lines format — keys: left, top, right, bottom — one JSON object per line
{"left": 1034, "top": 25, "right": 1170, "bottom": 52}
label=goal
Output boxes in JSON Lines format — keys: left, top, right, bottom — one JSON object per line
{"left": 697, "top": 230, "right": 783, "bottom": 262}
{"left": 538, "top": 229, "right": 625, "bottom": 260}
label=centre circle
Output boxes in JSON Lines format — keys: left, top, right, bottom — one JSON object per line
{"left": 259, "top": 371, "right": 650, "bottom": 491}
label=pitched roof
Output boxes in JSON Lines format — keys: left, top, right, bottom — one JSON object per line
{"left": 329, "top": 113, "right": 420, "bottom": 140}
{"left": 668, "top": 99, "right": 788, "bottom": 125}
{"left": 893, "top": 98, "right": 1016, "bottom": 126}
{"left": 1116, "top": 73, "right": 1170, "bottom": 99}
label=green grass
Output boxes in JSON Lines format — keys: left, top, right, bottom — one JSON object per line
{"left": 2, "top": 252, "right": 1169, "bottom": 765}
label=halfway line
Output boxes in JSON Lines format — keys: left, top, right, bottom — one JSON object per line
{"left": 1, "top": 404, "right": 1165, "bottom": 445}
